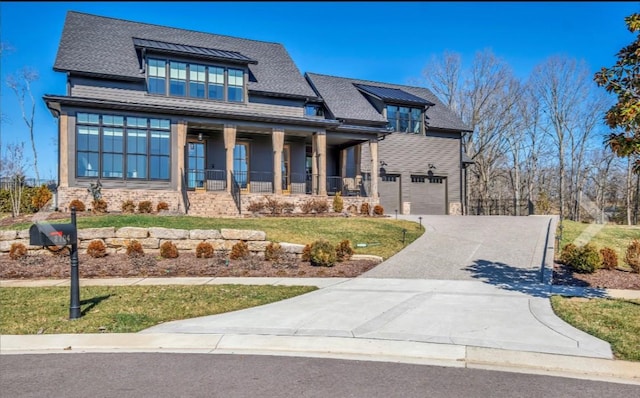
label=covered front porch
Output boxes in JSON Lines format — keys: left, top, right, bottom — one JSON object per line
{"left": 177, "top": 121, "right": 380, "bottom": 213}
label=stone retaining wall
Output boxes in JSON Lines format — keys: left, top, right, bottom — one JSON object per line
{"left": 0, "top": 227, "right": 306, "bottom": 257}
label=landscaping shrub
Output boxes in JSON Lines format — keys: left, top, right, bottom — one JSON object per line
{"left": 92, "top": 199, "right": 108, "bottom": 214}
{"left": 373, "top": 204, "right": 384, "bottom": 216}
{"left": 301, "top": 243, "right": 312, "bottom": 262}
{"left": 313, "top": 199, "right": 329, "bottom": 213}
{"left": 195, "top": 241, "right": 214, "bottom": 259}
{"left": 247, "top": 199, "right": 266, "bottom": 214}
{"left": 31, "top": 184, "right": 52, "bottom": 211}
{"left": 69, "top": 199, "right": 86, "bottom": 212}
{"left": 335, "top": 239, "right": 354, "bottom": 262}
{"left": 264, "top": 196, "right": 284, "bottom": 214}
{"left": 333, "top": 192, "right": 343, "bottom": 213}
{"left": 265, "top": 242, "right": 284, "bottom": 261}
{"left": 560, "top": 243, "right": 578, "bottom": 265}
{"left": 86, "top": 239, "right": 107, "bottom": 258}
{"left": 599, "top": 247, "right": 618, "bottom": 270}
{"left": 569, "top": 243, "right": 602, "bottom": 274}
{"left": 126, "top": 240, "right": 144, "bottom": 258}
{"left": 360, "top": 202, "right": 370, "bottom": 215}
{"left": 347, "top": 204, "right": 358, "bottom": 214}
{"left": 9, "top": 243, "right": 27, "bottom": 260}
{"left": 160, "top": 241, "right": 179, "bottom": 259}
{"left": 282, "top": 202, "right": 295, "bottom": 214}
{"left": 121, "top": 200, "right": 136, "bottom": 213}
{"left": 230, "top": 240, "right": 250, "bottom": 260}
{"left": 300, "top": 199, "right": 314, "bottom": 214}
{"left": 625, "top": 239, "right": 640, "bottom": 273}
{"left": 309, "top": 239, "right": 336, "bottom": 267}
{"left": 138, "top": 200, "right": 153, "bottom": 213}
{"left": 156, "top": 201, "right": 170, "bottom": 212}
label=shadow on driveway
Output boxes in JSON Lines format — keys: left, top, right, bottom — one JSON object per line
{"left": 464, "top": 260, "right": 608, "bottom": 298}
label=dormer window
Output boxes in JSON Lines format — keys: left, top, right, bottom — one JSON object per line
{"left": 386, "top": 105, "right": 422, "bottom": 134}
{"left": 147, "top": 58, "right": 245, "bottom": 103}
{"left": 305, "top": 104, "right": 324, "bottom": 117}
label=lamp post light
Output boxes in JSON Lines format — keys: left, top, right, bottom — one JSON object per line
{"left": 418, "top": 216, "right": 422, "bottom": 229}
{"left": 395, "top": 209, "right": 398, "bottom": 220}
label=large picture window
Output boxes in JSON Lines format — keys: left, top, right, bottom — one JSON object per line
{"left": 75, "top": 112, "right": 171, "bottom": 181}
{"left": 386, "top": 105, "right": 422, "bottom": 133}
{"left": 148, "top": 58, "right": 245, "bottom": 103}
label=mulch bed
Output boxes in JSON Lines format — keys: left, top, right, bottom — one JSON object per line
{"left": 552, "top": 262, "right": 640, "bottom": 290}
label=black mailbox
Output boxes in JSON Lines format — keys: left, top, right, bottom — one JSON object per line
{"left": 29, "top": 223, "right": 78, "bottom": 247}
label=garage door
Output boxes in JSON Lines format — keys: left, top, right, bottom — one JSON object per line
{"left": 378, "top": 174, "right": 401, "bottom": 214}
{"left": 410, "top": 175, "right": 447, "bottom": 215}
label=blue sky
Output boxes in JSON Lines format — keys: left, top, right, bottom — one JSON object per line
{"left": 1, "top": 1, "right": 638, "bottom": 180}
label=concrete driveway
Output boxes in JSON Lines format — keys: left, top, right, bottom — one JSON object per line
{"left": 142, "top": 215, "right": 614, "bottom": 359}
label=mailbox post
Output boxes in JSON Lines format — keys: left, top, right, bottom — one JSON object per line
{"left": 29, "top": 207, "right": 81, "bottom": 319}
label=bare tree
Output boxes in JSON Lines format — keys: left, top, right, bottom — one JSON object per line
{"left": 528, "top": 56, "right": 594, "bottom": 221}
{"left": 2, "top": 142, "right": 27, "bottom": 217}
{"left": 6, "top": 67, "right": 40, "bottom": 184}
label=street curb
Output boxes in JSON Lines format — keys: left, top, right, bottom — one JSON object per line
{"left": 1, "top": 333, "right": 638, "bottom": 385}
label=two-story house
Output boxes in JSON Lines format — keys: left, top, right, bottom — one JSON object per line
{"left": 45, "top": 11, "right": 470, "bottom": 216}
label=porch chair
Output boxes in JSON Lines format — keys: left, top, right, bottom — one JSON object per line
{"left": 343, "top": 177, "right": 361, "bottom": 196}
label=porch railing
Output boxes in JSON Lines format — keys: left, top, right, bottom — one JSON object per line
{"left": 180, "top": 168, "right": 190, "bottom": 213}
{"left": 204, "top": 169, "right": 226, "bottom": 191}
{"left": 229, "top": 171, "right": 241, "bottom": 214}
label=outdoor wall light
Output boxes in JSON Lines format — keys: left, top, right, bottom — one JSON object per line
{"left": 198, "top": 132, "right": 203, "bottom": 141}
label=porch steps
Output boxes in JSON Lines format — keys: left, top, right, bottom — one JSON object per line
{"left": 187, "top": 191, "right": 240, "bottom": 217}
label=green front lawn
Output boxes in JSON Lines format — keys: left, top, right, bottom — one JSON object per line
{"left": 0, "top": 285, "right": 317, "bottom": 335}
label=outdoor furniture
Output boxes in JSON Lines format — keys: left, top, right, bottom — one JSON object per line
{"left": 343, "top": 176, "right": 361, "bottom": 196}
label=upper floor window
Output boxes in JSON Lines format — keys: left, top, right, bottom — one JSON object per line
{"left": 386, "top": 105, "right": 422, "bottom": 133}
{"left": 305, "top": 104, "right": 324, "bottom": 117}
{"left": 148, "top": 58, "right": 245, "bottom": 103}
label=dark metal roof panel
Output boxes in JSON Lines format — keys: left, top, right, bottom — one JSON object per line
{"left": 354, "top": 84, "right": 434, "bottom": 106}
{"left": 132, "top": 38, "right": 258, "bottom": 64}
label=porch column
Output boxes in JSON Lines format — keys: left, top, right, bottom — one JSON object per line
{"left": 59, "top": 114, "right": 69, "bottom": 188}
{"left": 176, "top": 120, "right": 187, "bottom": 192}
{"left": 272, "top": 128, "right": 284, "bottom": 195}
{"left": 224, "top": 124, "right": 237, "bottom": 193}
{"left": 311, "top": 134, "right": 318, "bottom": 194}
{"left": 317, "top": 132, "right": 327, "bottom": 196}
{"left": 355, "top": 144, "right": 362, "bottom": 177}
{"left": 340, "top": 149, "right": 348, "bottom": 178}
{"left": 369, "top": 138, "right": 379, "bottom": 199}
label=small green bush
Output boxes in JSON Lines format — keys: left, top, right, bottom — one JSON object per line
{"left": 86, "top": 240, "right": 107, "bottom": 258}
{"left": 126, "top": 240, "right": 144, "bottom": 258}
{"left": 138, "top": 200, "right": 153, "bottom": 214}
{"left": 625, "top": 239, "right": 640, "bottom": 273}
{"left": 68, "top": 199, "right": 86, "bottom": 212}
{"left": 599, "top": 247, "right": 618, "bottom": 270}
{"left": 156, "top": 201, "right": 170, "bottom": 212}
{"left": 309, "top": 239, "right": 336, "bottom": 267}
{"left": 335, "top": 239, "right": 354, "bottom": 262}
{"left": 230, "top": 240, "right": 250, "bottom": 260}
{"left": 569, "top": 243, "right": 602, "bottom": 274}
{"left": 195, "top": 242, "right": 214, "bottom": 259}
{"left": 333, "top": 192, "right": 344, "bottom": 213}
{"left": 160, "top": 241, "right": 179, "bottom": 259}
{"left": 265, "top": 242, "right": 284, "bottom": 261}
{"left": 121, "top": 200, "right": 136, "bottom": 213}
{"left": 9, "top": 243, "right": 27, "bottom": 260}
{"left": 560, "top": 243, "right": 578, "bottom": 265}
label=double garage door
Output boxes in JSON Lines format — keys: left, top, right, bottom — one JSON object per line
{"left": 379, "top": 174, "right": 447, "bottom": 215}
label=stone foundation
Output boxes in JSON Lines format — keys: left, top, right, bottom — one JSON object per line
{"left": 241, "top": 193, "right": 379, "bottom": 216}
{"left": 56, "top": 187, "right": 185, "bottom": 214}
{"left": 449, "top": 202, "right": 462, "bottom": 216}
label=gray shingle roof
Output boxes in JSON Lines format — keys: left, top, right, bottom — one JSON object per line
{"left": 306, "top": 73, "right": 472, "bottom": 132}
{"left": 54, "top": 11, "right": 317, "bottom": 98}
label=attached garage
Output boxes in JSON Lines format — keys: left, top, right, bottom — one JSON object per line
{"left": 409, "top": 175, "right": 447, "bottom": 215}
{"left": 378, "top": 174, "right": 401, "bottom": 213}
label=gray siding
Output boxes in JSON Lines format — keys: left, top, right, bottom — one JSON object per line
{"left": 70, "top": 77, "right": 305, "bottom": 119}
{"left": 362, "top": 131, "right": 461, "bottom": 206}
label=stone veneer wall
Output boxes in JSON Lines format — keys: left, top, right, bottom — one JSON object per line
{"left": 240, "top": 194, "right": 379, "bottom": 215}
{"left": 57, "top": 187, "right": 184, "bottom": 214}
{"left": 0, "top": 227, "right": 306, "bottom": 258}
